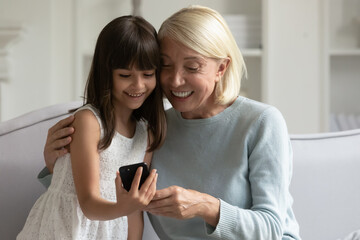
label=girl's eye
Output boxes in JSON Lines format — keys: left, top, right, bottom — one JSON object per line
{"left": 144, "top": 72, "right": 155, "bottom": 77}
{"left": 119, "top": 74, "right": 130, "bottom": 78}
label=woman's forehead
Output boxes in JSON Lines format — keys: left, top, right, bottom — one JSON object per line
{"left": 160, "top": 37, "right": 205, "bottom": 59}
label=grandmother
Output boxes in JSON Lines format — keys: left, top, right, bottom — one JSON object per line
{"left": 41, "top": 5, "right": 301, "bottom": 240}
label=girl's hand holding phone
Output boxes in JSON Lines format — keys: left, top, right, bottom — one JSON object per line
{"left": 114, "top": 167, "right": 158, "bottom": 216}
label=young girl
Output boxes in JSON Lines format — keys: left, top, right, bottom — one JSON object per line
{"left": 17, "top": 15, "right": 166, "bottom": 240}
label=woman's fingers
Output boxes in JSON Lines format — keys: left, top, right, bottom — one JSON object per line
{"left": 49, "top": 127, "right": 74, "bottom": 144}
{"left": 46, "top": 116, "right": 75, "bottom": 150}
{"left": 48, "top": 115, "right": 74, "bottom": 137}
{"left": 52, "top": 136, "right": 72, "bottom": 150}
{"left": 43, "top": 116, "right": 75, "bottom": 172}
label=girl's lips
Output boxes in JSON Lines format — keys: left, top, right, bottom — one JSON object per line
{"left": 126, "top": 92, "right": 144, "bottom": 97}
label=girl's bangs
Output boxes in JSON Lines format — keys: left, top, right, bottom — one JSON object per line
{"left": 111, "top": 33, "right": 159, "bottom": 70}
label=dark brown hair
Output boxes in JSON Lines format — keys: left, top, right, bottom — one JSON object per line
{"left": 84, "top": 16, "right": 166, "bottom": 151}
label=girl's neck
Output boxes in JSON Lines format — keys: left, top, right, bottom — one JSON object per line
{"left": 113, "top": 106, "right": 136, "bottom": 138}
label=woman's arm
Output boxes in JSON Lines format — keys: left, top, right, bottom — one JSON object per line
{"left": 71, "top": 110, "right": 158, "bottom": 220}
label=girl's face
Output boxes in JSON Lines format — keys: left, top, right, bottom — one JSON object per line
{"left": 112, "top": 67, "right": 156, "bottom": 113}
{"left": 160, "top": 37, "right": 224, "bottom": 119}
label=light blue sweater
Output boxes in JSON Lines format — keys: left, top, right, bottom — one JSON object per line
{"left": 148, "top": 96, "right": 301, "bottom": 240}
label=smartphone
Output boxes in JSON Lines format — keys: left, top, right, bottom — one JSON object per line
{"left": 119, "top": 162, "right": 150, "bottom": 192}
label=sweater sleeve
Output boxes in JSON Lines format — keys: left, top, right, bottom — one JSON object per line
{"left": 37, "top": 167, "right": 53, "bottom": 189}
{"left": 206, "top": 107, "right": 298, "bottom": 239}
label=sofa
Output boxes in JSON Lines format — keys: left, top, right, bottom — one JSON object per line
{"left": 1, "top": 101, "right": 360, "bottom": 240}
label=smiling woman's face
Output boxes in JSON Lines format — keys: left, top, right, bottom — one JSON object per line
{"left": 159, "top": 37, "right": 224, "bottom": 119}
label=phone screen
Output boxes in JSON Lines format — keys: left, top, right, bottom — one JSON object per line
{"left": 119, "top": 162, "right": 150, "bottom": 191}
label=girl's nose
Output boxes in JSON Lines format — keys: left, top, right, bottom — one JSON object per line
{"left": 133, "top": 75, "right": 145, "bottom": 88}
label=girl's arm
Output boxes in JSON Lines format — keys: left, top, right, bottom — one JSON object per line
{"left": 127, "top": 211, "right": 144, "bottom": 240}
{"left": 127, "top": 130, "right": 154, "bottom": 239}
{"left": 71, "top": 110, "right": 158, "bottom": 220}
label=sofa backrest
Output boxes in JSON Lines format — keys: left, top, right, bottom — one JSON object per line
{"left": 1, "top": 101, "right": 360, "bottom": 240}
{"left": 0, "top": 101, "right": 82, "bottom": 239}
{"left": 290, "top": 130, "right": 360, "bottom": 240}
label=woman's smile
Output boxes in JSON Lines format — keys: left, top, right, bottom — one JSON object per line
{"left": 171, "top": 91, "right": 193, "bottom": 98}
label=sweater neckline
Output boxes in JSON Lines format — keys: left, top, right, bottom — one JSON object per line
{"left": 174, "top": 96, "right": 245, "bottom": 126}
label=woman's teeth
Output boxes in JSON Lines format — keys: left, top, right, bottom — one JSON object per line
{"left": 172, "top": 91, "right": 192, "bottom": 98}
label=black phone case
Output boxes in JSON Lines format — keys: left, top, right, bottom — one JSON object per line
{"left": 119, "top": 162, "right": 150, "bottom": 191}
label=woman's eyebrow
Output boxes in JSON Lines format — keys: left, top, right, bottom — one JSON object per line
{"left": 184, "top": 56, "right": 207, "bottom": 64}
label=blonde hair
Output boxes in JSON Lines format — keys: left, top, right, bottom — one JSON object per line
{"left": 158, "top": 5, "right": 247, "bottom": 105}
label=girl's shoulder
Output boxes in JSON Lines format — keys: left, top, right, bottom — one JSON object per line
{"left": 74, "top": 104, "right": 100, "bottom": 118}
{"left": 72, "top": 105, "right": 102, "bottom": 133}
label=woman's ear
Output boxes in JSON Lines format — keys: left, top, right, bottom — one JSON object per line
{"left": 216, "top": 57, "right": 231, "bottom": 81}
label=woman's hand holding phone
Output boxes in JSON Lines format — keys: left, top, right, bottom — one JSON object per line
{"left": 114, "top": 164, "right": 158, "bottom": 216}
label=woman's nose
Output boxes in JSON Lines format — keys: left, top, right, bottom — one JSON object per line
{"left": 170, "top": 68, "right": 185, "bottom": 87}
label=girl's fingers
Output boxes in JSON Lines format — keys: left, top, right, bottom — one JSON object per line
{"left": 140, "top": 169, "right": 157, "bottom": 193}
{"left": 115, "top": 171, "right": 126, "bottom": 194}
{"left": 130, "top": 167, "right": 143, "bottom": 192}
{"left": 138, "top": 170, "right": 155, "bottom": 193}
{"left": 146, "top": 173, "right": 158, "bottom": 199}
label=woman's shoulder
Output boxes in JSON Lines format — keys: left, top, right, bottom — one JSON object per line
{"left": 235, "top": 96, "right": 286, "bottom": 127}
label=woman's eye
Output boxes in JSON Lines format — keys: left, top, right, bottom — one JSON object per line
{"left": 160, "top": 59, "right": 171, "bottom": 68}
{"left": 161, "top": 63, "right": 170, "bottom": 68}
{"left": 187, "top": 66, "right": 199, "bottom": 71}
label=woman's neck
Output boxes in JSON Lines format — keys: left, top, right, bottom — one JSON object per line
{"left": 180, "top": 98, "right": 236, "bottom": 120}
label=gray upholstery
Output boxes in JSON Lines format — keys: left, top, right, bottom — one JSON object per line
{"left": 1, "top": 101, "right": 360, "bottom": 240}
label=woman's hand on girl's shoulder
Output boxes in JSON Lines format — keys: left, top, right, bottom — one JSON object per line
{"left": 44, "top": 115, "right": 75, "bottom": 173}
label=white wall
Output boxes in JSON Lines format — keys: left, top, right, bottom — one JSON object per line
{"left": 0, "top": 0, "right": 52, "bottom": 121}
{"left": 264, "top": 0, "right": 323, "bottom": 133}
{"left": 0, "top": 0, "right": 326, "bottom": 134}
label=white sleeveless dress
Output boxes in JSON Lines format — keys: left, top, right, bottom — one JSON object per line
{"left": 17, "top": 105, "right": 148, "bottom": 240}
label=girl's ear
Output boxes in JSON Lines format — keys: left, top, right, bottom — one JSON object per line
{"left": 216, "top": 57, "right": 231, "bottom": 82}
